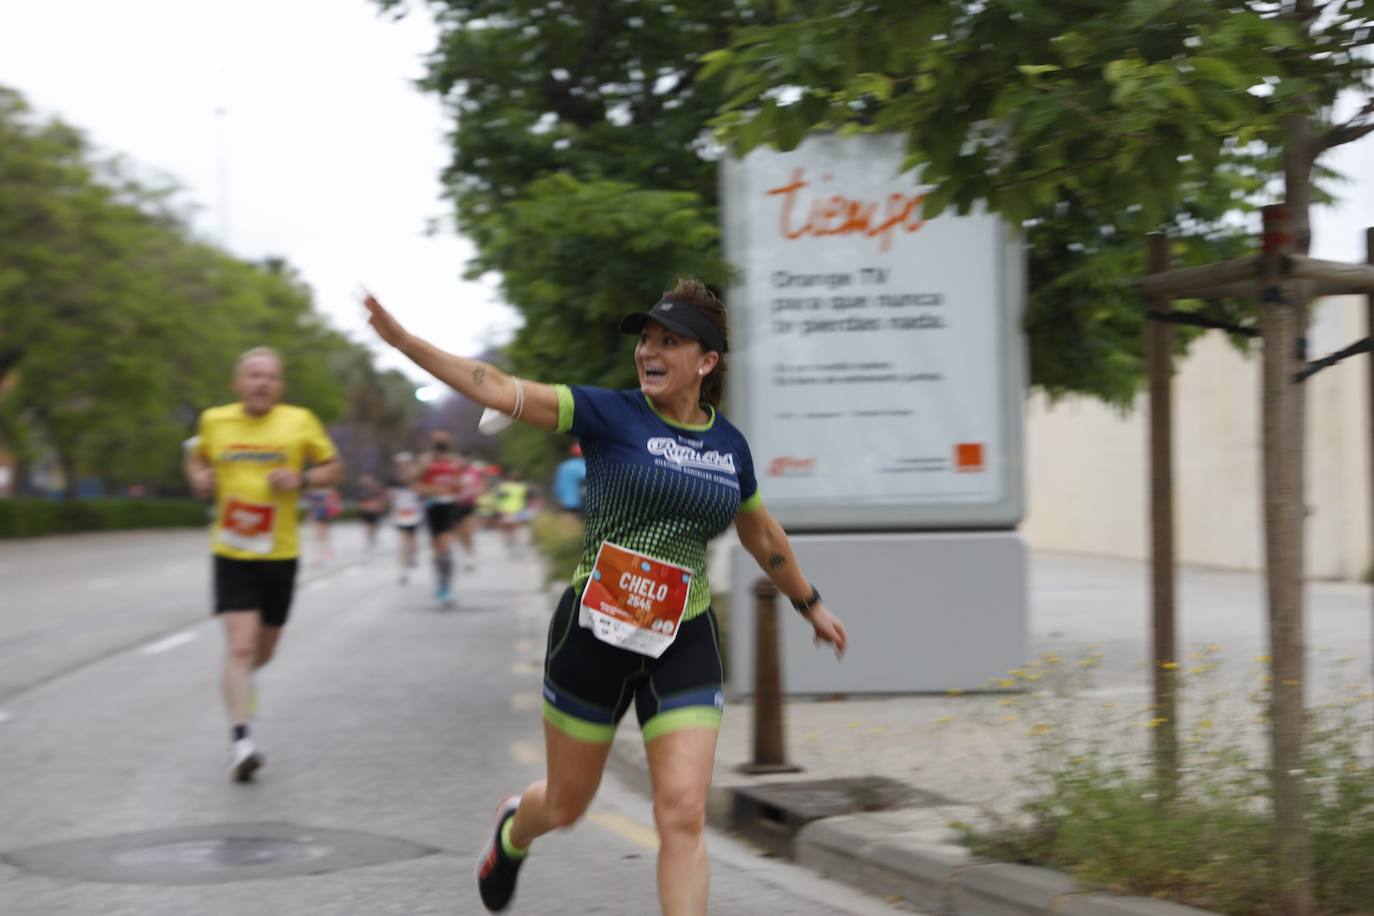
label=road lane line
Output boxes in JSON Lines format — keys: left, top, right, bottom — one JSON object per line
{"left": 510, "top": 740, "right": 544, "bottom": 765}
{"left": 86, "top": 577, "right": 119, "bottom": 591}
{"left": 510, "top": 660, "right": 541, "bottom": 676}
{"left": 509, "top": 692, "right": 538, "bottom": 712}
{"left": 142, "top": 631, "right": 196, "bottom": 655}
{"left": 515, "top": 639, "right": 535, "bottom": 654}
{"left": 588, "top": 812, "right": 659, "bottom": 850}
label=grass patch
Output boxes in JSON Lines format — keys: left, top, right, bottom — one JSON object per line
{"left": 956, "top": 652, "right": 1374, "bottom": 914}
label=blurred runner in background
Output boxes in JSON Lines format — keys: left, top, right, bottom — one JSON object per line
{"left": 418, "top": 431, "right": 461, "bottom": 606}
{"left": 356, "top": 473, "right": 387, "bottom": 551}
{"left": 389, "top": 452, "right": 423, "bottom": 584}
{"left": 496, "top": 469, "right": 531, "bottom": 556}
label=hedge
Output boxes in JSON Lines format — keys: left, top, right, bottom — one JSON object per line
{"left": 0, "top": 498, "right": 211, "bottom": 538}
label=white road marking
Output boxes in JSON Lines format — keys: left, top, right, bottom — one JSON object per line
{"left": 0, "top": 711, "right": 11, "bottom": 725}
{"left": 510, "top": 660, "right": 541, "bottom": 676}
{"left": 515, "top": 638, "right": 535, "bottom": 654}
{"left": 342, "top": 566, "right": 360, "bottom": 577}
{"left": 142, "top": 631, "right": 196, "bottom": 655}
{"left": 509, "top": 692, "right": 538, "bottom": 712}
{"left": 86, "top": 577, "right": 119, "bottom": 591}
{"left": 588, "top": 812, "right": 659, "bottom": 850}
{"left": 304, "top": 579, "right": 329, "bottom": 592}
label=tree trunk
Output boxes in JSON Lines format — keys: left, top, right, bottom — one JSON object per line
{"left": 1262, "top": 199, "right": 1315, "bottom": 916}
{"left": 1145, "top": 232, "right": 1178, "bottom": 792}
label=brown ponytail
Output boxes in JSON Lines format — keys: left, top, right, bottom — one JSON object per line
{"left": 665, "top": 277, "right": 729, "bottom": 407}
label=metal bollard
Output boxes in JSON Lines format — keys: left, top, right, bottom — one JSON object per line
{"left": 738, "top": 578, "right": 802, "bottom": 774}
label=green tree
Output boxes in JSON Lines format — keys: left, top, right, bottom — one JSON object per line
{"left": 374, "top": 0, "right": 742, "bottom": 471}
{"left": 710, "top": 3, "right": 1372, "bottom": 911}
{"left": 0, "top": 85, "right": 412, "bottom": 497}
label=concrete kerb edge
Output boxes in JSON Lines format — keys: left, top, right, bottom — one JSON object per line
{"left": 725, "top": 780, "right": 1223, "bottom": 916}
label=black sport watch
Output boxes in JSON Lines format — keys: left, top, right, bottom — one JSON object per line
{"left": 791, "top": 586, "right": 822, "bottom": 614}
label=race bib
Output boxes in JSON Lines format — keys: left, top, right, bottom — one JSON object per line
{"left": 217, "top": 496, "right": 277, "bottom": 554}
{"left": 579, "top": 542, "right": 692, "bottom": 658}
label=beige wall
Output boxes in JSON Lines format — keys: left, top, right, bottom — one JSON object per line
{"left": 1023, "top": 295, "right": 1371, "bottom": 581}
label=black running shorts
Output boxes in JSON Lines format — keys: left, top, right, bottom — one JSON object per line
{"left": 425, "top": 502, "right": 458, "bottom": 536}
{"left": 542, "top": 586, "right": 724, "bottom": 744}
{"left": 213, "top": 556, "right": 299, "bottom": 627}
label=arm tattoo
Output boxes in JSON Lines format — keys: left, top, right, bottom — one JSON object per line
{"left": 472, "top": 366, "right": 486, "bottom": 386}
{"left": 768, "top": 553, "right": 787, "bottom": 570}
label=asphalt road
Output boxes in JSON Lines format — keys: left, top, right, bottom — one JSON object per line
{"left": 0, "top": 525, "right": 906, "bottom": 915}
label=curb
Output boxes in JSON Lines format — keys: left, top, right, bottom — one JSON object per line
{"left": 607, "top": 737, "right": 1218, "bottom": 916}
{"left": 790, "top": 809, "right": 1218, "bottom": 916}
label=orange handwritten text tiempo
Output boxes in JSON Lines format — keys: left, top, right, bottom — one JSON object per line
{"left": 765, "top": 168, "right": 926, "bottom": 252}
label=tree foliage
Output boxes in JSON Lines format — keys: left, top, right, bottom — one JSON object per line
{"left": 0, "top": 86, "right": 417, "bottom": 496}
{"left": 708, "top": 0, "right": 1372, "bottom": 404}
{"left": 374, "top": 1, "right": 741, "bottom": 397}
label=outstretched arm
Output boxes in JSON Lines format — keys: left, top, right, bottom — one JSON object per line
{"left": 735, "top": 503, "right": 847, "bottom": 656}
{"left": 364, "top": 292, "right": 561, "bottom": 433}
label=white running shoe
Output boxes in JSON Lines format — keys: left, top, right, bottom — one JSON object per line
{"left": 230, "top": 738, "right": 264, "bottom": 782}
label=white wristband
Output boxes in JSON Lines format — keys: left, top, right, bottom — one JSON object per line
{"left": 478, "top": 377, "right": 524, "bottom": 436}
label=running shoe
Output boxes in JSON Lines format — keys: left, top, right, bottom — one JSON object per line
{"left": 230, "top": 738, "right": 263, "bottom": 782}
{"left": 476, "top": 796, "right": 525, "bottom": 912}
{"left": 437, "top": 584, "right": 451, "bottom": 605}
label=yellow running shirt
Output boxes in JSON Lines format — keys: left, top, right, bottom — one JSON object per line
{"left": 195, "top": 403, "right": 338, "bottom": 561}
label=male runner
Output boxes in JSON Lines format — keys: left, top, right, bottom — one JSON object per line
{"left": 418, "top": 431, "right": 462, "bottom": 605}
{"left": 186, "top": 347, "right": 343, "bottom": 781}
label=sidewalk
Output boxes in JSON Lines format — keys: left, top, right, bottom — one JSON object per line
{"left": 600, "top": 550, "right": 1374, "bottom": 914}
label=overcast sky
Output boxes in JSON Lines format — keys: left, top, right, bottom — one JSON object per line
{"left": 0, "top": 0, "right": 520, "bottom": 386}
{"left": 2, "top": 1, "right": 1372, "bottom": 387}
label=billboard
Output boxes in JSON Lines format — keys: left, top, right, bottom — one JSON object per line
{"left": 721, "top": 134, "right": 1025, "bottom": 530}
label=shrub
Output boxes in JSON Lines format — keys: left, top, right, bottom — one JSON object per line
{"left": 957, "top": 652, "right": 1374, "bottom": 914}
{"left": 529, "top": 511, "right": 586, "bottom": 584}
{"left": 0, "top": 498, "right": 209, "bottom": 538}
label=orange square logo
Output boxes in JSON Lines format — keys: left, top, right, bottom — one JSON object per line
{"left": 955, "top": 443, "right": 984, "bottom": 472}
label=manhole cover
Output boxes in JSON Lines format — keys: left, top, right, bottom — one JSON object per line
{"left": 112, "top": 837, "right": 330, "bottom": 871}
{"left": 1, "top": 822, "right": 438, "bottom": 885}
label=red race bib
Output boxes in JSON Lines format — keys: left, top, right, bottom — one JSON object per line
{"left": 217, "top": 496, "right": 277, "bottom": 554}
{"left": 579, "top": 542, "right": 693, "bottom": 658}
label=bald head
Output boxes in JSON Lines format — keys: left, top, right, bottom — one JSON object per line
{"left": 233, "top": 347, "right": 284, "bottom": 416}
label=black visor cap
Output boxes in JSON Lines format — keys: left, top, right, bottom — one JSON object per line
{"left": 619, "top": 298, "right": 727, "bottom": 353}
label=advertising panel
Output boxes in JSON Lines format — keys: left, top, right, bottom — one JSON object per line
{"left": 721, "top": 133, "right": 1025, "bottom": 529}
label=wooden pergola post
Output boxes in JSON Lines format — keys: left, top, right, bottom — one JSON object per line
{"left": 1145, "top": 232, "right": 1177, "bottom": 788}
{"left": 1260, "top": 203, "right": 1313, "bottom": 909}
{"left": 1367, "top": 227, "right": 1374, "bottom": 691}
{"left": 1136, "top": 214, "right": 1374, "bottom": 913}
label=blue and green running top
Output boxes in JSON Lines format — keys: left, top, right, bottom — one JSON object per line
{"left": 554, "top": 386, "right": 762, "bottom": 621}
